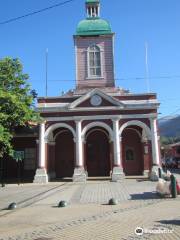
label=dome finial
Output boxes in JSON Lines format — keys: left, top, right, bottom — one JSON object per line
{"left": 85, "top": 0, "right": 100, "bottom": 18}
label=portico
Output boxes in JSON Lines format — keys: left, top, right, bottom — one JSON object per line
{"left": 34, "top": 110, "right": 160, "bottom": 183}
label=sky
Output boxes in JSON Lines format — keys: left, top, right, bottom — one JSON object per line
{"left": 0, "top": 0, "right": 180, "bottom": 118}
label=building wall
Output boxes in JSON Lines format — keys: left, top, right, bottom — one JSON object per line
{"left": 74, "top": 35, "right": 115, "bottom": 88}
{"left": 6, "top": 137, "right": 37, "bottom": 180}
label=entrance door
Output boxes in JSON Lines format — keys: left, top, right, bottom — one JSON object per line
{"left": 122, "top": 128, "right": 143, "bottom": 175}
{"left": 55, "top": 130, "right": 74, "bottom": 178}
{"left": 86, "top": 130, "right": 110, "bottom": 177}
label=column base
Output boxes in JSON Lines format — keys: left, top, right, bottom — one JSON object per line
{"left": 149, "top": 165, "right": 159, "bottom": 181}
{"left": 33, "top": 168, "right": 48, "bottom": 183}
{"left": 143, "top": 170, "right": 150, "bottom": 177}
{"left": 73, "top": 167, "right": 87, "bottom": 182}
{"left": 111, "top": 167, "right": 125, "bottom": 182}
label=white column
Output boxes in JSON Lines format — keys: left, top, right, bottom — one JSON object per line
{"left": 73, "top": 120, "right": 86, "bottom": 182}
{"left": 111, "top": 119, "right": 124, "bottom": 182}
{"left": 150, "top": 118, "right": 160, "bottom": 166}
{"left": 75, "top": 120, "right": 83, "bottom": 167}
{"left": 39, "top": 122, "right": 46, "bottom": 168}
{"left": 90, "top": 7, "right": 92, "bottom": 17}
{"left": 113, "top": 119, "right": 121, "bottom": 167}
{"left": 33, "top": 122, "right": 48, "bottom": 183}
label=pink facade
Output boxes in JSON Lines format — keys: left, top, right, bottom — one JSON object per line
{"left": 74, "top": 35, "right": 115, "bottom": 88}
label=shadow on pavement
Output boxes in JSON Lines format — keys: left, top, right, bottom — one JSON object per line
{"left": 156, "top": 219, "right": 180, "bottom": 226}
{"left": 130, "top": 192, "right": 161, "bottom": 200}
{"left": 50, "top": 178, "right": 72, "bottom": 182}
{"left": 136, "top": 179, "right": 150, "bottom": 182}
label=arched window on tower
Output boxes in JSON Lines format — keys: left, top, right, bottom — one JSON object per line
{"left": 88, "top": 45, "right": 102, "bottom": 78}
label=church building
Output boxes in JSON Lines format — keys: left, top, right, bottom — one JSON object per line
{"left": 12, "top": 0, "right": 161, "bottom": 183}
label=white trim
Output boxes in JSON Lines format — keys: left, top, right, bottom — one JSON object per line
{"left": 75, "top": 40, "right": 78, "bottom": 84}
{"left": 44, "top": 113, "right": 157, "bottom": 122}
{"left": 81, "top": 121, "right": 113, "bottom": 142}
{"left": 54, "top": 129, "right": 70, "bottom": 140}
{"left": 37, "top": 103, "right": 69, "bottom": 108}
{"left": 38, "top": 105, "right": 158, "bottom": 113}
{"left": 68, "top": 88, "right": 124, "bottom": 109}
{"left": 87, "top": 44, "right": 102, "bottom": 78}
{"left": 38, "top": 93, "right": 158, "bottom": 100}
{"left": 85, "top": 76, "right": 104, "bottom": 80}
{"left": 86, "top": 128, "right": 109, "bottom": 140}
{"left": 44, "top": 123, "right": 76, "bottom": 142}
{"left": 119, "top": 120, "right": 152, "bottom": 140}
{"left": 112, "top": 34, "right": 115, "bottom": 82}
{"left": 125, "top": 127, "right": 142, "bottom": 139}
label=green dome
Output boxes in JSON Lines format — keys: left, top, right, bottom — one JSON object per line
{"left": 76, "top": 18, "right": 112, "bottom": 36}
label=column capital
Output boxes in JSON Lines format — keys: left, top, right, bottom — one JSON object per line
{"left": 112, "top": 118, "right": 120, "bottom": 123}
{"left": 149, "top": 117, "right": 157, "bottom": 122}
{"left": 75, "top": 119, "right": 82, "bottom": 124}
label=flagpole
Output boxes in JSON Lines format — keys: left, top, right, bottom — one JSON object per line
{"left": 45, "top": 48, "right": 48, "bottom": 97}
{"left": 145, "top": 42, "right": 150, "bottom": 93}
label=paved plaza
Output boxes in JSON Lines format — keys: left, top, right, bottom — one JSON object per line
{"left": 0, "top": 175, "right": 179, "bottom": 240}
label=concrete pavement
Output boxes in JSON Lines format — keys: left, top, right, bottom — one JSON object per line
{"left": 0, "top": 176, "right": 179, "bottom": 240}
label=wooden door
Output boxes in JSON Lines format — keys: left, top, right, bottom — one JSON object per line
{"left": 122, "top": 129, "right": 143, "bottom": 175}
{"left": 86, "top": 130, "right": 110, "bottom": 177}
{"left": 55, "top": 131, "right": 74, "bottom": 178}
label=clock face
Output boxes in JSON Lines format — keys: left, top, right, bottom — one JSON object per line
{"left": 90, "top": 95, "right": 102, "bottom": 106}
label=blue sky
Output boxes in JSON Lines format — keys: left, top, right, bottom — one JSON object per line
{"left": 0, "top": 0, "right": 180, "bottom": 117}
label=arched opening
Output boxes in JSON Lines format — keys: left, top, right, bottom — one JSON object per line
{"left": 122, "top": 127, "right": 143, "bottom": 175}
{"left": 85, "top": 127, "right": 110, "bottom": 177}
{"left": 54, "top": 128, "right": 74, "bottom": 178}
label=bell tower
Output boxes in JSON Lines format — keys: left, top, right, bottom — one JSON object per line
{"left": 86, "top": 0, "right": 100, "bottom": 18}
{"left": 74, "top": 0, "right": 115, "bottom": 89}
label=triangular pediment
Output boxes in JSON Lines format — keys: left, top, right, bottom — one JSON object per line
{"left": 68, "top": 89, "right": 124, "bottom": 109}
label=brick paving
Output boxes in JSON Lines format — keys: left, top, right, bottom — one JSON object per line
{"left": 0, "top": 177, "right": 179, "bottom": 240}
{"left": 0, "top": 182, "right": 66, "bottom": 210}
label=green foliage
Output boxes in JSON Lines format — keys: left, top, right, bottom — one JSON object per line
{"left": 160, "top": 136, "right": 180, "bottom": 146}
{"left": 0, "top": 57, "right": 40, "bottom": 158}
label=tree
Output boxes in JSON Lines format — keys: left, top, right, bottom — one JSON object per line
{"left": 0, "top": 57, "right": 40, "bottom": 159}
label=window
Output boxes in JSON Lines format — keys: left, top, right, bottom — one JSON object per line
{"left": 24, "top": 148, "right": 36, "bottom": 170}
{"left": 126, "top": 149, "right": 134, "bottom": 161}
{"left": 88, "top": 45, "right": 101, "bottom": 77}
